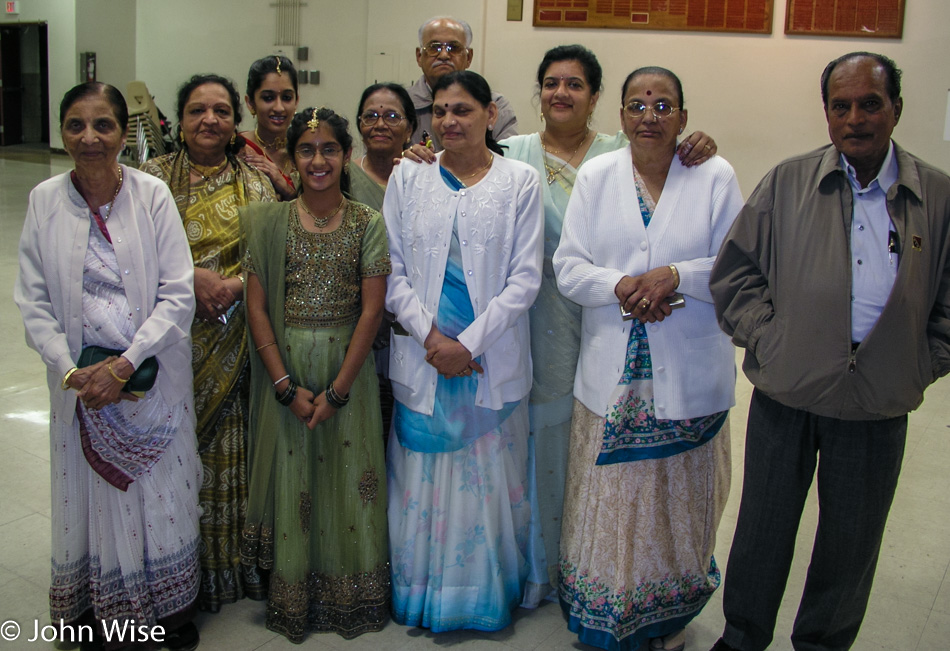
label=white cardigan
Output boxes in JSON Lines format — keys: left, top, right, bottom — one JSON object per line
{"left": 14, "top": 166, "right": 196, "bottom": 418}
{"left": 383, "top": 153, "right": 543, "bottom": 414}
{"left": 553, "top": 147, "right": 743, "bottom": 420}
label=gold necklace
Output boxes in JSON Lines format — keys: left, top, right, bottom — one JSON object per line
{"left": 540, "top": 129, "right": 589, "bottom": 184}
{"left": 102, "top": 167, "right": 124, "bottom": 220}
{"left": 298, "top": 195, "right": 346, "bottom": 229}
{"left": 445, "top": 154, "right": 494, "bottom": 183}
{"left": 190, "top": 158, "right": 229, "bottom": 181}
{"left": 254, "top": 125, "right": 287, "bottom": 151}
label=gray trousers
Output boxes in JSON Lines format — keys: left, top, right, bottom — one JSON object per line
{"left": 721, "top": 389, "right": 906, "bottom": 651}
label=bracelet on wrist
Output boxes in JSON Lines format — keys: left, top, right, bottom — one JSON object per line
{"left": 62, "top": 367, "right": 79, "bottom": 391}
{"left": 108, "top": 361, "right": 130, "bottom": 383}
{"left": 273, "top": 374, "right": 290, "bottom": 387}
{"left": 668, "top": 263, "right": 680, "bottom": 290}
{"left": 324, "top": 382, "right": 350, "bottom": 410}
{"left": 276, "top": 380, "right": 297, "bottom": 406}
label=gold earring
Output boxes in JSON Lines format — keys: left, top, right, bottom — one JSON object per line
{"left": 230, "top": 132, "right": 236, "bottom": 145}
{"left": 179, "top": 131, "right": 184, "bottom": 143}
{"left": 539, "top": 112, "right": 545, "bottom": 123}
{"left": 250, "top": 109, "right": 256, "bottom": 117}
{"left": 587, "top": 113, "right": 593, "bottom": 127}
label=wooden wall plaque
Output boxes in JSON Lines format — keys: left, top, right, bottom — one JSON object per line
{"left": 785, "top": 0, "right": 904, "bottom": 38}
{"left": 533, "top": 1, "right": 774, "bottom": 35}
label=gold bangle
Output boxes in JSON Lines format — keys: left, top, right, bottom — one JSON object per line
{"left": 256, "top": 341, "right": 277, "bottom": 352}
{"left": 668, "top": 263, "right": 680, "bottom": 290}
{"left": 108, "top": 361, "right": 129, "bottom": 383}
{"left": 62, "top": 367, "right": 78, "bottom": 390}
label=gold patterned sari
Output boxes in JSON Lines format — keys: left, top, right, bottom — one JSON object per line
{"left": 141, "top": 150, "right": 275, "bottom": 611}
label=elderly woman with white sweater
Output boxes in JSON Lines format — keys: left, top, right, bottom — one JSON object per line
{"left": 552, "top": 67, "right": 743, "bottom": 651}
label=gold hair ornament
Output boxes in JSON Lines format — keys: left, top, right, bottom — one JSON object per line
{"left": 275, "top": 56, "right": 282, "bottom": 76}
{"left": 307, "top": 108, "right": 320, "bottom": 132}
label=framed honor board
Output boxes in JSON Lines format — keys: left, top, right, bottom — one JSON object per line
{"left": 785, "top": 0, "right": 904, "bottom": 38}
{"left": 533, "top": 1, "right": 774, "bottom": 35}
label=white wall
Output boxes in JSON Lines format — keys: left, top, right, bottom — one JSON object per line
{"left": 1, "top": 0, "right": 76, "bottom": 150}
{"left": 135, "top": 0, "right": 368, "bottom": 132}
{"left": 75, "top": 0, "right": 135, "bottom": 92}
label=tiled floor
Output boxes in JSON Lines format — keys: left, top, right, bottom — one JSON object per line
{"left": 1, "top": 146, "right": 949, "bottom": 650}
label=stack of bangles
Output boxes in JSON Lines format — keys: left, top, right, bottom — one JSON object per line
{"left": 325, "top": 382, "right": 349, "bottom": 410}
{"left": 274, "top": 374, "right": 297, "bottom": 406}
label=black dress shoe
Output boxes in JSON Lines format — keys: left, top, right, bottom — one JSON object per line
{"left": 710, "top": 638, "right": 739, "bottom": 651}
{"left": 164, "top": 622, "right": 199, "bottom": 651}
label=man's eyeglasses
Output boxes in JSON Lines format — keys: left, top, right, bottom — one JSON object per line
{"left": 421, "top": 41, "right": 466, "bottom": 57}
{"left": 359, "top": 111, "right": 407, "bottom": 127}
{"left": 622, "top": 101, "right": 681, "bottom": 120}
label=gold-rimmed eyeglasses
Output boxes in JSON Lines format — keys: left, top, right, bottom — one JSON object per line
{"left": 359, "top": 111, "right": 407, "bottom": 127}
{"left": 622, "top": 101, "right": 681, "bottom": 120}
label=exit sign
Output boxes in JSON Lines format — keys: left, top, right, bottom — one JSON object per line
{"left": 5, "top": 2, "right": 20, "bottom": 15}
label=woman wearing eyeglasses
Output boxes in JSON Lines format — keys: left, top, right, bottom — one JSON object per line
{"left": 552, "top": 67, "right": 744, "bottom": 651}
{"left": 350, "top": 83, "right": 418, "bottom": 211}
{"left": 349, "top": 83, "right": 419, "bottom": 439}
{"left": 240, "top": 108, "right": 391, "bottom": 642}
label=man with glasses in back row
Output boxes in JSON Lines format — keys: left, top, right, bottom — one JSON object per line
{"left": 408, "top": 16, "right": 518, "bottom": 151}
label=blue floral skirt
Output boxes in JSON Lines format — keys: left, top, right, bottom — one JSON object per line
{"left": 387, "top": 400, "right": 547, "bottom": 631}
{"left": 558, "top": 400, "right": 731, "bottom": 650}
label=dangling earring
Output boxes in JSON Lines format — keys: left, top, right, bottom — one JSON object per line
{"left": 539, "top": 112, "right": 545, "bottom": 123}
{"left": 230, "top": 132, "right": 236, "bottom": 145}
{"left": 250, "top": 109, "right": 257, "bottom": 117}
{"left": 179, "top": 131, "right": 184, "bottom": 143}
{"left": 587, "top": 113, "right": 593, "bottom": 127}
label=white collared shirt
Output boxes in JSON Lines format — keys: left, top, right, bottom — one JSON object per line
{"left": 844, "top": 141, "right": 899, "bottom": 343}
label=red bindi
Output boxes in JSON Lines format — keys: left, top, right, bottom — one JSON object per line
{"left": 646, "top": 90, "right": 652, "bottom": 96}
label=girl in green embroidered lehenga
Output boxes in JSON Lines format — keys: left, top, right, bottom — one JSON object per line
{"left": 142, "top": 73, "right": 275, "bottom": 612}
{"left": 239, "top": 108, "right": 391, "bottom": 643}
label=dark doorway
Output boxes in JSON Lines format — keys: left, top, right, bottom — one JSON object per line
{"left": 0, "top": 23, "right": 50, "bottom": 147}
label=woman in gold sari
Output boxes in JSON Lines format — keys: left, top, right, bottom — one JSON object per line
{"left": 142, "top": 73, "right": 275, "bottom": 612}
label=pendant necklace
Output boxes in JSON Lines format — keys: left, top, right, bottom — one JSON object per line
{"left": 541, "top": 129, "right": 589, "bottom": 184}
{"left": 299, "top": 195, "right": 346, "bottom": 229}
{"left": 190, "top": 159, "right": 229, "bottom": 182}
{"left": 254, "top": 125, "right": 287, "bottom": 151}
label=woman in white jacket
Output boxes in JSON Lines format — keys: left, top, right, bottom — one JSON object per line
{"left": 553, "top": 67, "right": 743, "bottom": 651}
{"left": 384, "top": 71, "right": 544, "bottom": 631}
{"left": 14, "top": 83, "right": 200, "bottom": 649}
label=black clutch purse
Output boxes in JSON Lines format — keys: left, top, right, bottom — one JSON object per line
{"left": 77, "top": 346, "right": 159, "bottom": 393}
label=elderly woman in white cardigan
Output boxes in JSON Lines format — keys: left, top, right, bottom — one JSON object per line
{"left": 552, "top": 67, "right": 743, "bottom": 651}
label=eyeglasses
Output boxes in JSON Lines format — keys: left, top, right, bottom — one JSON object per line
{"left": 295, "top": 144, "right": 343, "bottom": 159}
{"left": 422, "top": 41, "right": 466, "bottom": 57}
{"left": 359, "top": 110, "right": 407, "bottom": 127}
{"left": 622, "top": 101, "right": 681, "bottom": 120}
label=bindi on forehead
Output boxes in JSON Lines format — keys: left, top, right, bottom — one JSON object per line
{"left": 646, "top": 90, "right": 652, "bottom": 96}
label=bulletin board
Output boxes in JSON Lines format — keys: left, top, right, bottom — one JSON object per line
{"left": 785, "top": 0, "right": 904, "bottom": 38}
{"left": 533, "top": 0, "right": 773, "bottom": 34}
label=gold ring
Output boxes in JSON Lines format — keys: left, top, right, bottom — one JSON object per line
{"left": 640, "top": 299, "right": 651, "bottom": 309}
{"left": 704, "top": 144, "right": 712, "bottom": 150}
